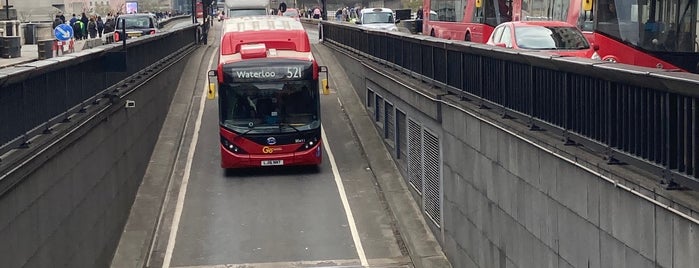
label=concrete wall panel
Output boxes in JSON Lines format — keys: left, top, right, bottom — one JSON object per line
{"left": 0, "top": 52, "right": 189, "bottom": 267}
{"left": 326, "top": 44, "right": 699, "bottom": 268}
{"left": 555, "top": 161, "right": 591, "bottom": 220}
{"left": 673, "top": 217, "right": 699, "bottom": 268}
{"left": 655, "top": 207, "right": 673, "bottom": 267}
{"left": 557, "top": 205, "right": 601, "bottom": 268}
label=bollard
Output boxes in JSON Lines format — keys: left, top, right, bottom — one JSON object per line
{"left": 321, "top": 79, "right": 329, "bottom": 95}
{"left": 37, "top": 39, "right": 53, "bottom": 59}
{"left": 0, "top": 36, "right": 21, "bottom": 58}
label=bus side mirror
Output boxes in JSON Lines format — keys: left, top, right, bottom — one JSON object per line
{"left": 207, "top": 70, "right": 217, "bottom": 100}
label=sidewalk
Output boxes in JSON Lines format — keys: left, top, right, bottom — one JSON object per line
{"left": 0, "top": 38, "right": 96, "bottom": 68}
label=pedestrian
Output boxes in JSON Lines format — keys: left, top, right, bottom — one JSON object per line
{"left": 313, "top": 7, "right": 321, "bottom": 19}
{"left": 104, "top": 17, "right": 114, "bottom": 33}
{"left": 52, "top": 15, "right": 62, "bottom": 29}
{"left": 80, "top": 13, "right": 88, "bottom": 39}
{"left": 80, "top": 13, "right": 88, "bottom": 26}
{"left": 72, "top": 20, "right": 83, "bottom": 40}
{"left": 96, "top": 16, "right": 104, "bottom": 38}
{"left": 59, "top": 13, "right": 66, "bottom": 24}
{"left": 69, "top": 14, "right": 77, "bottom": 27}
{"left": 88, "top": 17, "right": 97, "bottom": 39}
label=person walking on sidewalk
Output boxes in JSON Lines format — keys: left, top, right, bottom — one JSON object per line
{"left": 96, "top": 16, "right": 104, "bottom": 38}
{"left": 52, "top": 15, "right": 62, "bottom": 29}
{"left": 69, "top": 14, "right": 77, "bottom": 27}
{"left": 88, "top": 17, "right": 97, "bottom": 39}
{"left": 72, "top": 20, "right": 83, "bottom": 40}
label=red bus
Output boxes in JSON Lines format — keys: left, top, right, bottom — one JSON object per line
{"left": 196, "top": 2, "right": 204, "bottom": 18}
{"left": 423, "top": 0, "right": 699, "bottom": 72}
{"left": 423, "top": 0, "right": 522, "bottom": 42}
{"left": 210, "top": 16, "right": 322, "bottom": 168}
{"left": 574, "top": 0, "right": 699, "bottom": 72}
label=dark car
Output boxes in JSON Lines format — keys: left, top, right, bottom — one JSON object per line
{"left": 114, "top": 14, "right": 159, "bottom": 41}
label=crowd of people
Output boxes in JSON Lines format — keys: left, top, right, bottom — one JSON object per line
{"left": 50, "top": 10, "right": 176, "bottom": 41}
{"left": 51, "top": 12, "right": 117, "bottom": 40}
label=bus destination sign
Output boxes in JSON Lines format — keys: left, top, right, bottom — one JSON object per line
{"left": 223, "top": 61, "right": 313, "bottom": 82}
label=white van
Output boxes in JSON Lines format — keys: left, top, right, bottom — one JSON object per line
{"left": 357, "top": 8, "right": 397, "bottom": 31}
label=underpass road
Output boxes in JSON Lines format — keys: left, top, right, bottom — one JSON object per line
{"left": 162, "top": 21, "right": 411, "bottom": 268}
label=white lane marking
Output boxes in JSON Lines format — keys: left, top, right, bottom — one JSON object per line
{"left": 321, "top": 127, "right": 368, "bottom": 266}
{"left": 161, "top": 50, "right": 218, "bottom": 268}
{"left": 169, "top": 256, "right": 412, "bottom": 268}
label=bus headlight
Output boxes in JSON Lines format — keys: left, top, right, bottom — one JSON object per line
{"left": 298, "top": 136, "right": 320, "bottom": 151}
{"left": 221, "top": 136, "right": 247, "bottom": 154}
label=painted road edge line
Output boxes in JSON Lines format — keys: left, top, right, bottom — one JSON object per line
{"left": 161, "top": 49, "right": 218, "bottom": 268}
{"left": 321, "top": 127, "right": 369, "bottom": 266}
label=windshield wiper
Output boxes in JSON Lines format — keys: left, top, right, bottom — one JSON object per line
{"left": 235, "top": 124, "right": 258, "bottom": 138}
{"left": 279, "top": 122, "right": 301, "bottom": 133}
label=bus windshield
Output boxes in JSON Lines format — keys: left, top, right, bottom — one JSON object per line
{"left": 219, "top": 80, "right": 320, "bottom": 133}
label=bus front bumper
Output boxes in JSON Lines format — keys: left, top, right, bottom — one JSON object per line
{"left": 220, "top": 143, "right": 322, "bottom": 168}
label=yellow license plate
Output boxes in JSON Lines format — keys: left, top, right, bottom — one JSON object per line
{"left": 128, "top": 33, "right": 141, "bottom": 37}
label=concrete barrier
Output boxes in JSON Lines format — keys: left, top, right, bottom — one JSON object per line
{"left": 325, "top": 41, "right": 699, "bottom": 267}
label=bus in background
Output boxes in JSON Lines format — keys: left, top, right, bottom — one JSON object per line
{"left": 423, "top": 0, "right": 521, "bottom": 42}
{"left": 209, "top": 16, "right": 322, "bottom": 168}
{"left": 225, "top": 0, "right": 268, "bottom": 18}
{"left": 196, "top": 1, "right": 204, "bottom": 18}
{"left": 573, "top": 0, "right": 699, "bottom": 73}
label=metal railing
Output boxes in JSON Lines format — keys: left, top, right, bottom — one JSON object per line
{"left": 0, "top": 24, "right": 198, "bottom": 160}
{"left": 321, "top": 21, "right": 699, "bottom": 190}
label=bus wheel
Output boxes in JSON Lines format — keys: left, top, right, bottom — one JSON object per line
{"left": 465, "top": 32, "right": 471, "bottom": 42}
{"left": 430, "top": 29, "right": 435, "bottom": 37}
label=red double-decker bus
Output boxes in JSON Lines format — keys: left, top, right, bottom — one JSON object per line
{"left": 211, "top": 16, "right": 322, "bottom": 168}
{"left": 423, "top": 0, "right": 522, "bottom": 42}
{"left": 575, "top": 0, "right": 699, "bottom": 72}
{"left": 423, "top": 0, "right": 699, "bottom": 72}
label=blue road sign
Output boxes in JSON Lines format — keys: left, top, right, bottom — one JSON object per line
{"left": 54, "top": 24, "right": 73, "bottom": 41}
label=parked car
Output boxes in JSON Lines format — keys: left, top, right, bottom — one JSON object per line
{"left": 114, "top": 14, "right": 159, "bottom": 42}
{"left": 356, "top": 8, "right": 398, "bottom": 31}
{"left": 487, "top": 21, "right": 601, "bottom": 59}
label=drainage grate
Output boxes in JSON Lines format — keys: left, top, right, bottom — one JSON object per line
{"left": 422, "top": 129, "right": 441, "bottom": 227}
{"left": 407, "top": 118, "right": 422, "bottom": 195}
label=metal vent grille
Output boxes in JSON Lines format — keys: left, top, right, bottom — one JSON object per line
{"left": 397, "top": 110, "right": 407, "bottom": 168}
{"left": 422, "top": 129, "right": 441, "bottom": 227}
{"left": 376, "top": 95, "right": 383, "bottom": 123}
{"left": 385, "top": 102, "right": 394, "bottom": 141}
{"left": 407, "top": 119, "right": 422, "bottom": 194}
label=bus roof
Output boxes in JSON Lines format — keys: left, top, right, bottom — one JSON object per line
{"left": 219, "top": 16, "right": 312, "bottom": 63}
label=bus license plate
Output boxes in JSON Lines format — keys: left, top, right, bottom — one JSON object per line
{"left": 261, "top": 160, "right": 283, "bottom": 166}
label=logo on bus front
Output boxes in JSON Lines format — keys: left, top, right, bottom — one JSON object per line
{"left": 262, "top": 146, "right": 282, "bottom": 154}
{"left": 267, "top": 137, "right": 277, "bottom": 145}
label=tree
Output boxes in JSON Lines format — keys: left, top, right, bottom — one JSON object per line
{"left": 139, "top": 0, "right": 161, "bottom": 12}
{"left": 111, "top": 0, "right": 126, "bottom": 14}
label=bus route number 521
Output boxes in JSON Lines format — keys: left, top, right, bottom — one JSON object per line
{"left": 286, "top": 67, "right": 301, "bottom": 78}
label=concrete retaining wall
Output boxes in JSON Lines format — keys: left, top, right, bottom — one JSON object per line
{"left": 0, "top": 52, "right": 189, "bottom": 267}
{"left": 328, "top": 44, "right": 699, "bottom": 267}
